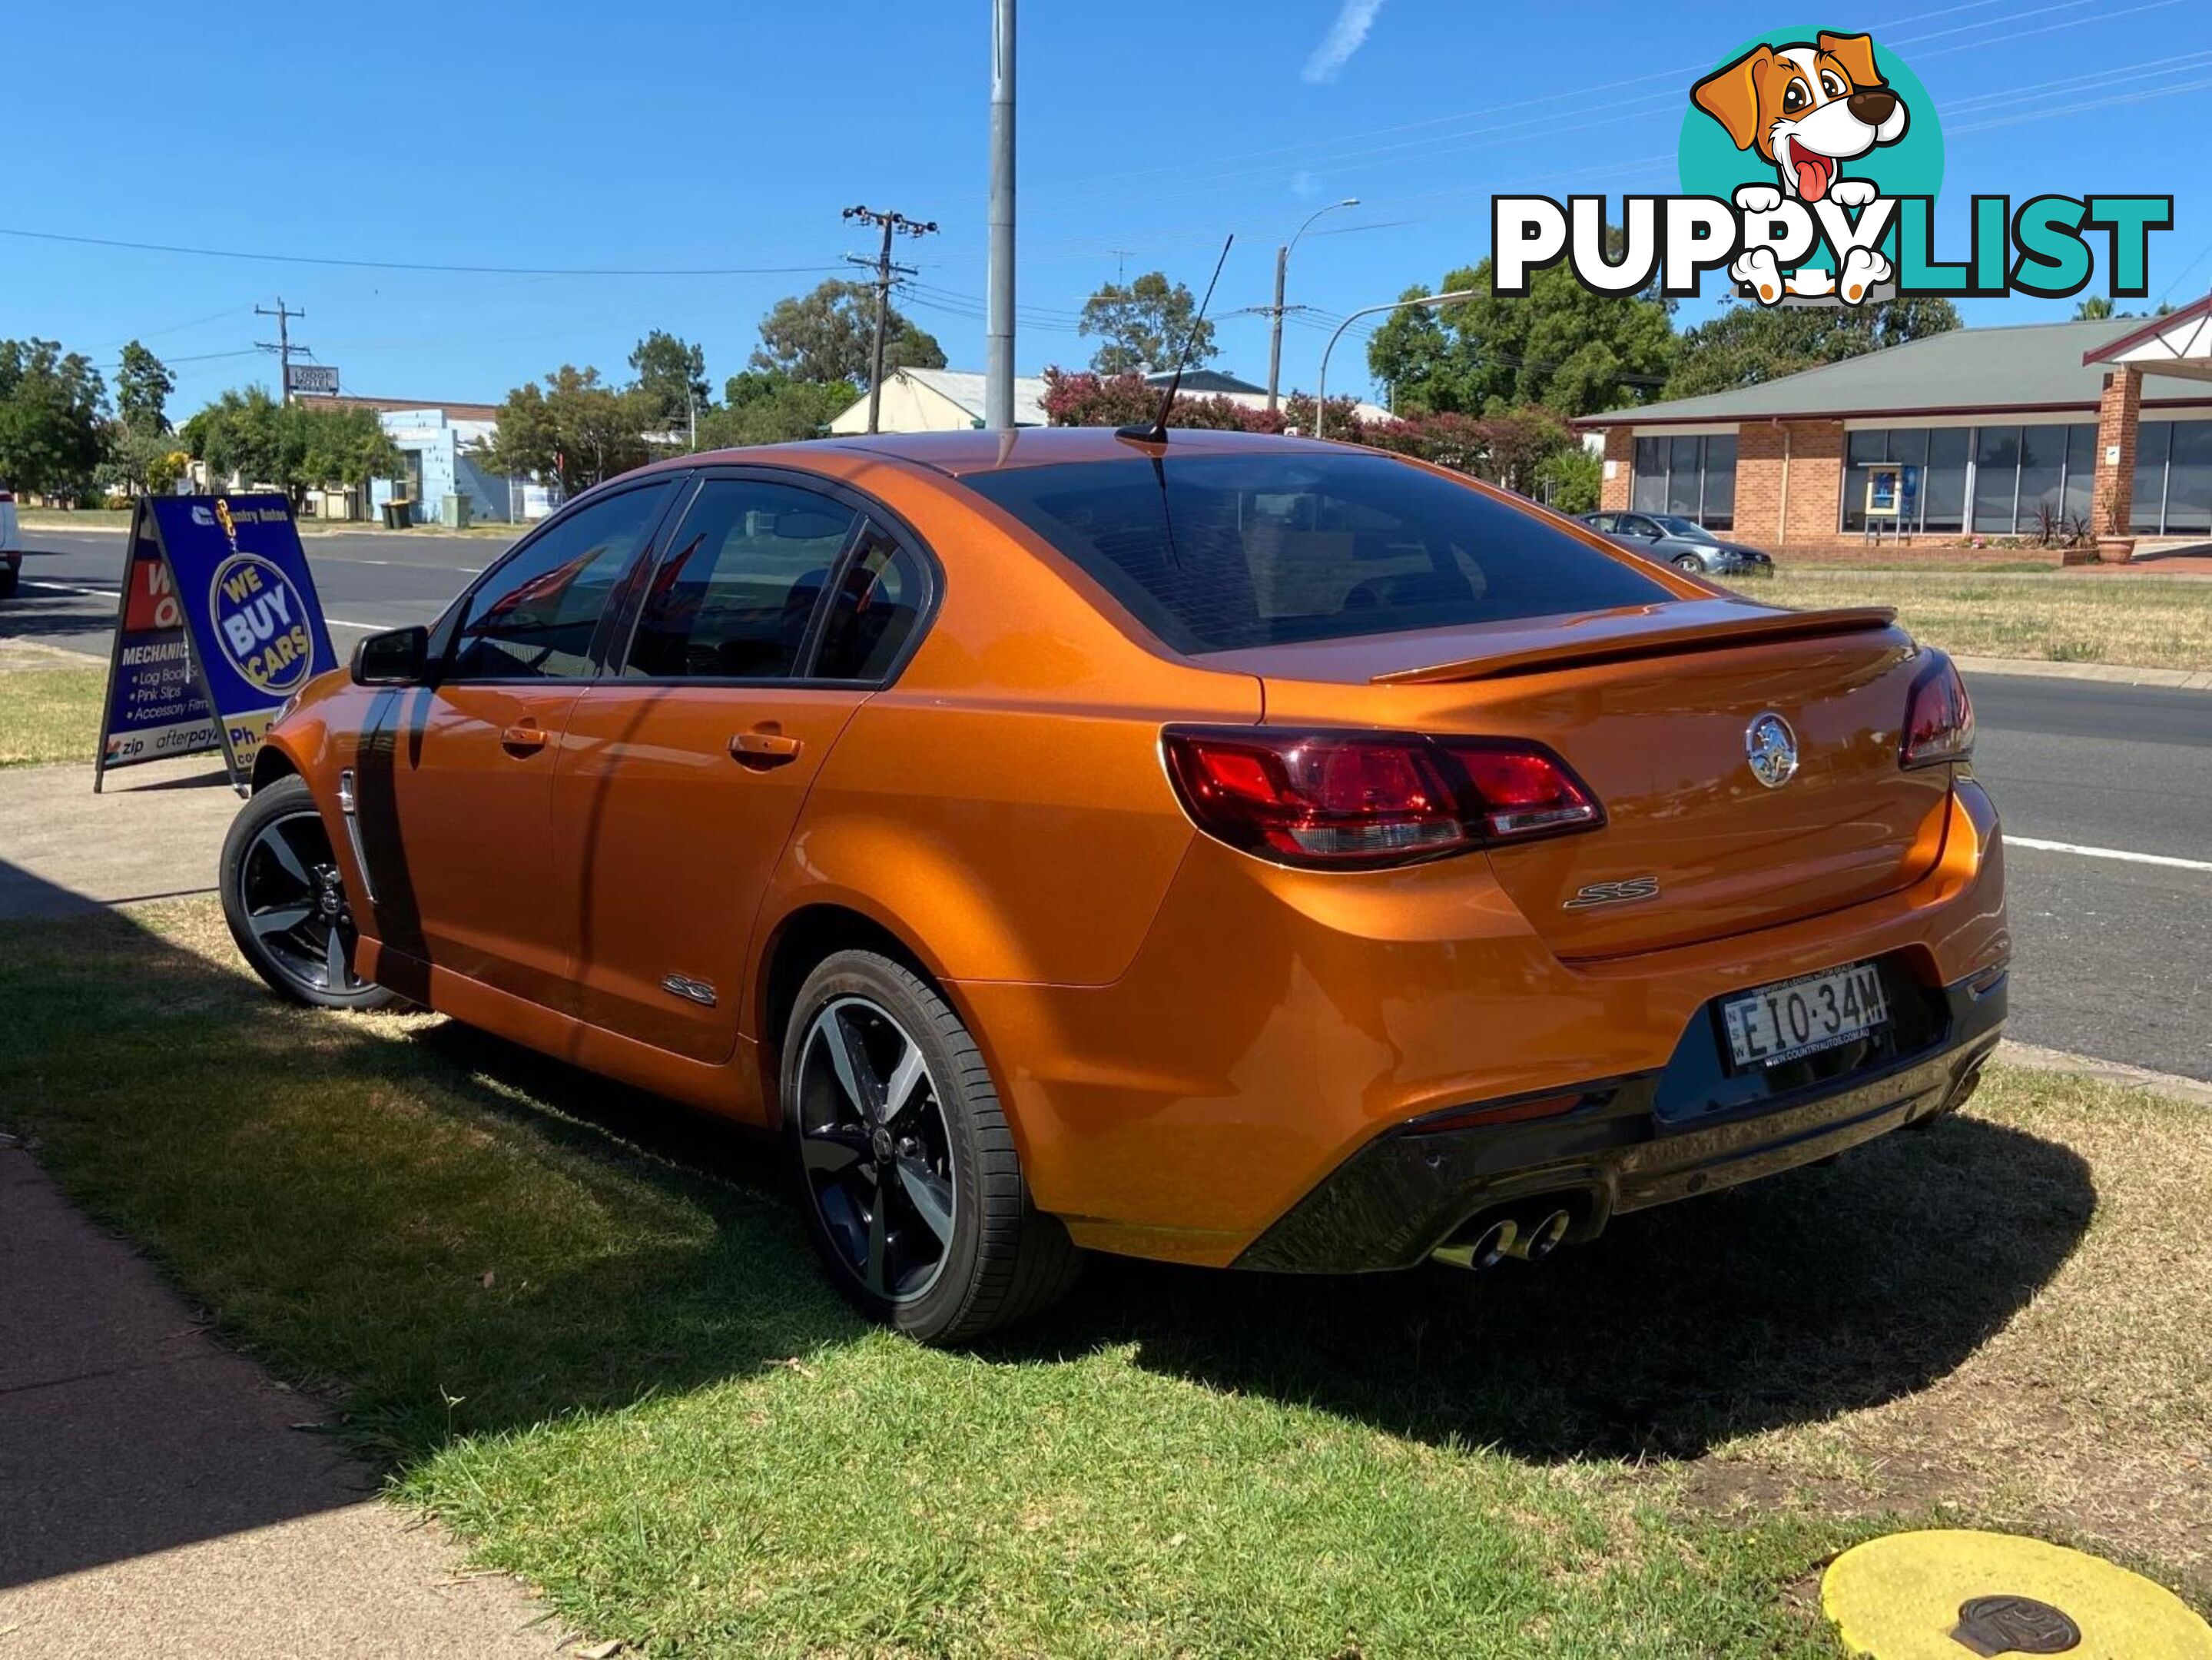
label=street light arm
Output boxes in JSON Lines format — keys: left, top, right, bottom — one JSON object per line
{"left": 1313, "top": 287, "right": 1477, "bottom": 440}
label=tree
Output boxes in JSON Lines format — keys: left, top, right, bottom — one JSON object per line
{"left": 1663, "top": 297, "right": 1960, "bottom": 400}
{"left": 1535, "top": 444, "right": 1602, "bottom": 514}
{"left": 1040, "top": 368, "right": 1272, "bottom": 431}
{"left": 628, "top": 330, "right": 709, "bottom": 429}
{"left": 183, "top": 387, "right": 399, "bottom": 501}
{"left": 1079, "top": 271, "right": 1217, "bottom": 375}
{"left": 751, "top": 280, "right": 946, "bottom": 387}
{"left": 695, "top": 372, "right": 857, "bottom": 449}
{"left": 114, "top": 340, "right": 175, "bottom": 435}
{"left": 0, "top": 338, "right": 110, "bottom": 497}
{"left": 2074, "top": 295, "right": 2115, "bottom": 321}
{"left": 488, "top": 367, "right": 655, "bottom": 496}
{"left": 1367, "top": 243, "right": 1677, "bottom": 419}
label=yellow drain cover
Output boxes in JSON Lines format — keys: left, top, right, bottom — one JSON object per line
{"left": 1822, "top": 1530, "right": 2212, "bottom": 1658}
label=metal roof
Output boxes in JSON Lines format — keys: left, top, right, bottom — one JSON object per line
{"left": 1577, "top": 317, "right": 2157, "bottom": 427}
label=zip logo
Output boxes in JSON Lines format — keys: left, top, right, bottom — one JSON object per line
{"left": 1490, "top": 28, "right": 2170, "bottom": 308}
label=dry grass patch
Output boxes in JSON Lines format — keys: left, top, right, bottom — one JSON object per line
{"left": 1703, "top": 1069, "right": 2212, "bottom": 1590}
{"left": 1721, "top": 571, "right": 2212, "bottom": 670}
{"left": 0, "top": 654, "right": 107, "bottom": 765}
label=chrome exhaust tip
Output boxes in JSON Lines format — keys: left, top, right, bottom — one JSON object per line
{"left": 1432, "top": 1217, "right": 1515, "bottom": 1272}
{"left": 1502, "top": 1207, "right": 1573, "bottom": 1263}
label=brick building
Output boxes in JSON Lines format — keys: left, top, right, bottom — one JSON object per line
{"left": 1577, "top": 297, "right": 2212, "bottom": 556}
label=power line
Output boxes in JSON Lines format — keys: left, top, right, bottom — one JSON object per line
{"left": 0, "top": 224, "right": 848, "bottom": 279}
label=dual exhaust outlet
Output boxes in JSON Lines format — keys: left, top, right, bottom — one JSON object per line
{"left": 1431, "top": 1204, "right": 1574, "bottom": 1272}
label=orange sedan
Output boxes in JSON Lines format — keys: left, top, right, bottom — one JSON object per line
{"left": 221, "top": 428, "right": 2008, "bottom": 1341}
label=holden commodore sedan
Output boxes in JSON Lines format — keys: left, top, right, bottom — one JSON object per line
{"left": 221, "top": 428, "right": 2007, "bottom": 1343}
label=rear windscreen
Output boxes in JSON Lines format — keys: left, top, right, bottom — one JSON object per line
{"left": 957, "top": 451, "right": 1670, "bottom": 653}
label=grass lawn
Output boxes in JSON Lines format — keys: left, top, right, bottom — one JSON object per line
{"left": 0, "top": 654, "right": 107, "bottom": 766}
{"left": 3, "top": 899, "right": 2207, "bottom": 1655}
{"left": 1720, "top": 569, "right": 2212, "bottom": 671}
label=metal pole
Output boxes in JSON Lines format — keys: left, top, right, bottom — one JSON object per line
{"left": 1266, "top": 246, "right": 1287, "bottom": 414}
{"left": 1268, "top": 198, "right": 1356, "bottom": 415}
{"left": 985, "top": 0, "right": 1016, "bottom": 430}
{"left": 1315, "top": 287, "right": 1476, "bottom": 440}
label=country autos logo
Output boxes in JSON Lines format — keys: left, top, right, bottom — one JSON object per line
{"left": 1491, "top": 27, "right": 2171, "bottom": 308}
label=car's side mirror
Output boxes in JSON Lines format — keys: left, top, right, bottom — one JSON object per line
{"left": 351, "top": 625, "right": 430, "bottom": 686}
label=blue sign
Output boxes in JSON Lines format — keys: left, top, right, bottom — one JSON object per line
{"left": 97, "top": 494, "right": 338, "bottom": 792}
{"left": 97, "top": 520, "right": 220, "bottom": 780}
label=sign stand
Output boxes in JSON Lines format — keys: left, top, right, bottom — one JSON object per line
{"left": 94, "top": 494, "right": 339, "bottom": 797}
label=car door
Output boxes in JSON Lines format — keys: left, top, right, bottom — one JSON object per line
{"left": 354, "top": 479, "right": 678, "bottom": 1008}
{"left": 552, "top": 473, "right": 933, "bottom": 1064}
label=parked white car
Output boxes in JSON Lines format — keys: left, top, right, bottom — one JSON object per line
{"left": 0, "top": 486, "right": 20, "bottom": 599}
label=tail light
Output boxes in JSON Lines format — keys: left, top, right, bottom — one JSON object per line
{"left": 1901, "top": 652, "right": 1975, "bottom": 768}
{"left": 1160, "top": 726, "right": 1602, "bottom": 869}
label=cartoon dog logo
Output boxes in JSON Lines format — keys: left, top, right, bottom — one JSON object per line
{"left": 1692, "top": 32, "right": 1908, "bottom": 303}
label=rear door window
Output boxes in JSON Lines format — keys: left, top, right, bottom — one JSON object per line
{"left": 622, "top": 480, "right": 857, "bottom": 679}
{"left": 957, "top": 451, "right": 1668, "bottom": 654}
{"left": 811, "top": 523, "right": 928, "bottom": 682}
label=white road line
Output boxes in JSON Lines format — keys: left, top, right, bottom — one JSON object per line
{"left": 2008, "top": 835, "right": 2212, "bottom": 873}
{"left": 25, "top": 579, "right": 400, "bottom": 635}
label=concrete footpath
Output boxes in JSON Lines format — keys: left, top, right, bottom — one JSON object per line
{"left": 0, "top": 762, "right": 583, "bottom": 1657}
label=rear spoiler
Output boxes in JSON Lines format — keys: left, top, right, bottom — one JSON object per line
{"left": 1371, "top": 606, "right": 1901, "bottom": 686}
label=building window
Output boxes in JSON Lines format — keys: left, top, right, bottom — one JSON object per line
{"left": 2132, "top": 419, "right": 2212, "bottom": 536}
{"left": 1630, "top": 433, "right": 1735, "bottom": 530}
{"left": 1961, "top": 423, "right": 2099, "bottom": 536}
{"left": 1842, "top": 427, "right": 1968, "bottom": 534}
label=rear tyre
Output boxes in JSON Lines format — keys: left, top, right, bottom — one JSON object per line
{"left": 0, "top": 566, "right": 18, "bottom": 600}
{"left": 782, "top": 949, "right": 1079, "bottom": 1343}
{"left": 220, "top": 775, "right": 400, "bottom": 1011}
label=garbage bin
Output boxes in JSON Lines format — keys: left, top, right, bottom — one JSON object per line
{"left": 381, "top": 499, "right": 411, "bottom": 530}
{"left": 442, "top": 493, "right": 472, "bottom": 530}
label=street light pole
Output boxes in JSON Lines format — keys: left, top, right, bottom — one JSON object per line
{"left": 1266, "top": 198, "right": 1357, "bottom": 414}
{"left": 1314, "top": 288, "right": 1477, "bottom": 440}
{"left": 985, "top": 0, "right": 1017, "bottom": 430}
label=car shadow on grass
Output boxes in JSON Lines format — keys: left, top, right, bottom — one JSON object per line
{"left": 2, "top": 898, "right": 2095, "bottom": 1489}
{"left": 994, "top": 1114, "right": 2094, "bottom": 1462}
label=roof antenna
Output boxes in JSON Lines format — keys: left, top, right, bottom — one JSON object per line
{"left": 1119, "top": 234, "right": 1233, "bottom": 445}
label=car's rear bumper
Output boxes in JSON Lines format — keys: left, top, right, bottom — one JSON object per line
{"left": 1232, "top": 964, "right": 2005, "bottom": 1272}
{"left": 954, "top": 778, "right": 2009, "bottom": 1269}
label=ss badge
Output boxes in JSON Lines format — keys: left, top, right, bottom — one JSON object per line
{"left": 1564, "top": 875, "right": 1660, "bottom": 910}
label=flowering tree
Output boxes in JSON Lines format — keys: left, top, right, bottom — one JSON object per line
{"left": 1040, "top": 367, "right": 1579, "bottom": 503}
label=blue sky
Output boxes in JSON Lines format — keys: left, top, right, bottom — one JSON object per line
{"left": 5, "top": 0, "right": 2207, "bottom": 417}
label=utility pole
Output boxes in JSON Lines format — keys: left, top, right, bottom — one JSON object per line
{"left": 255, "top": 297, "right": 307, "bottom": 403}
{"left": 985, "top": 0, "right": 1016, "bottom": 430}
{"left": 1267, "top": 199, "right": 1358, "bottom": 413}
{"left": 844, "top": 205, "right": 938, "bottom": 435}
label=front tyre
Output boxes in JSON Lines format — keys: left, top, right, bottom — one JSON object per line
{"left": 219, "top": 775, "right": 399, "bottom": 1011}
{"left": 783, "top": 950, "right": 1078, "bottom": 1343}
{"left": 1673, "top": 553, "right": 1705, "bottom": 573}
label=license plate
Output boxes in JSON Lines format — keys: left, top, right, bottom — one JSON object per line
{"left": 1721, "top": 961, "right": 1890, "bottom": 1068}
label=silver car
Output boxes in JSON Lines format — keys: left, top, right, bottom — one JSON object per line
{"left": 1578, "top": 512, "right": 1774, "bottom": 576}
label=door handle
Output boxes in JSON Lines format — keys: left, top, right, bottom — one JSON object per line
{"left": 499, "top": 723, "right": 550, "bottom": 754}
{"left": 730, "top": 730, "right": 803, "bottom": 769}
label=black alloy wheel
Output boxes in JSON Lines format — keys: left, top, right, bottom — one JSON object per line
{"left": 782, "top": 950, "right": 1079, "bottom": 1343}
{"left": 795, "top": 994, "right": 959, "bottom": 1304}
{"left": 220, "top": 775, "right": 398, "bottom": 1011}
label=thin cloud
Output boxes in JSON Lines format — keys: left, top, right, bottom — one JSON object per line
{"left": 1302, "top": 0, "right": 1385, "bottom": 84}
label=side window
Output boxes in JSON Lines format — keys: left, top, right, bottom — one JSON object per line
{"left": 447, "top": 485, "right": 671, "bottom": 681}
{"left": 1585, "top": 513, "right": 1615, "bottom": 533}
{"left": 812, "top": 523, "right": 927, "bottom": 682}
{"left": 623, "top": 480, "right": 857, "bottom": 679}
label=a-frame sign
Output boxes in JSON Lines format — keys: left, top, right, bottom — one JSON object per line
{"left": 95, "top": 494, "right": 338, "bottom": 795}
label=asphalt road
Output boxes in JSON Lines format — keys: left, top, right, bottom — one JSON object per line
{"left": 9, "top": 527, "right": 2211, "bottom": 1081}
